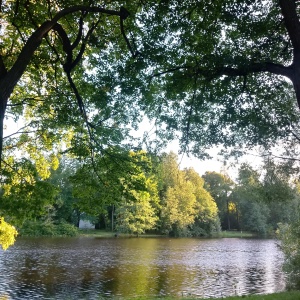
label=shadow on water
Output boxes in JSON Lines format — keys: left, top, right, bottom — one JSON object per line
{"left": 0, "top": 237, "right": 286, "bottom": 299}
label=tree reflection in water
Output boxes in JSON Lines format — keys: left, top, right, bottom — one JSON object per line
{"left": 0, "top": 237, "right": 285, "bottom": 299}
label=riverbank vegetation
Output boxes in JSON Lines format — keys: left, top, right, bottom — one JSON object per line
{"left": 9, "top": 151, "right": 300, "bottom": 243}
{"left": 19, "top": 220, "right": 78, "bottom": 237}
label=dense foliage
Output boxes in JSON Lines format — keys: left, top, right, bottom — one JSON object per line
{"left": 20, "top": 220, "right": 78, "bottom": 237}
{"left": 204, "top": 161, "right": 300, "bottom": 235}
{"left": 0, "top": 217, "right": 17, "bottom": 250}
{"left": 2, "top": 151, "right": 295, "bottom": 242}
{"left": 60, "top": 151, "right": 220, "bottom": 237}
{"left": 1, "top": 1, "right": 300, "bottom": 170}
{"left": 158, "top": 152, "right": 220, "bottom": 236}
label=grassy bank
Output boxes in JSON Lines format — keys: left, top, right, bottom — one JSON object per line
{"left": 196, "top": 291, "right": 300, "bottom": 299}
{"left": 78, "top": 229, "right": 115, "bottom": 237}
{"left": 132, "top": 291, "right": 300, "bottom": 300}
{"left": 78, "top": 229, "right": 258, "bottom": 238}
{"left": 215, "top": 230, "right": 257, "bottom": 238}
{"left": 78, "top": 229, "right": 163, "bottom": 238}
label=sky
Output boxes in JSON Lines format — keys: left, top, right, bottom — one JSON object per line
{"left": 4, "top": 116, "right": 263, "bottom": 181}
{"left": 165, "top": 140, "right": 263, "bottom": 180}
{"left": 135, "top": 118, "right": 263, "bottom": 180}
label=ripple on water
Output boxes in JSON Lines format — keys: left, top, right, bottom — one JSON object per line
{"left": 0, "top": 237, "right": 285, "bottom": 299}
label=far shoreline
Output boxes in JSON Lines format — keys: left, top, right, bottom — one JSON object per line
{"left": 77, "top": 229, "right": 260, "bottom": 239}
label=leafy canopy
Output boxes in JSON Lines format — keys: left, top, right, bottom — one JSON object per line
{"left": 2, "top": 1, "right": 300, "bottom": 163}
{"left": 2, "top": 0, "right": 300, "bottom": 246}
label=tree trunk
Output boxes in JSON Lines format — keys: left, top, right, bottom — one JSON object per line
{"left": 226, "top": 198, "right": 231, "bottom": 230}
{"left": 0, "top": 92, "right": 7, "bottom": 168}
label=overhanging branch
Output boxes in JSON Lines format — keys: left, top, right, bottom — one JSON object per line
{"left": 206, "top": 62, "right": 293, "bottom": 81}
{"left": 0, "top": 5, "right": 122, "bottom": 102}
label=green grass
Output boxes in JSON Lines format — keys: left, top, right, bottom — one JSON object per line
{"left": 130, "top": 291, "right": 300, "bottom": 300}
{"left": 78, "top": 229, "right": 164, "bottom": 238}
{"left": 201, "top": 291, "right": 300, "bottom": 299}
{"left": 215, "top": 230, "right": 257, "bottom": 238}
{"left": 78, "top": 229, "right": 115, "bottom": 237}
{"left": 78, "top": 229, "right": 258, "bottom": 239}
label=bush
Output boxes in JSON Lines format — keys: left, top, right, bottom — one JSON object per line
{"left": 55, "top": 221, "right": 78, "bottom": 236}
{"left": 277, "top": 221, "right": 300, "bottom": 290}
{"left": 20, "top": 220, "right": 78, "bottom": 237}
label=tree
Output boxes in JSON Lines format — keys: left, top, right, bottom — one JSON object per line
{"left": 47, "top": 158, "right": 81, "bottom": 226}
{"left": 4, "top": 1, "right": 300, "bottom": 166}
{"left": 0, "top": 1, "right": 139, "bottom": 162}
{"left": 130, "top": 0, "right": 300, "bottom": 158}
{"left": 260, "top": 159, "right": 300, "bottom": 229}
{"left": 157, "top": 152, "right": 195, "bottom": 234}
{"left": 161, "top": 180, "right": 196, "bottom": 236}
{"left": 4, "top": 0, "right": 300, "bottom": 249}
{"left": 71, "top": 149, "right": 155, "bottom": 228}
{"left": 202, "top": 171, "right": 235, "bottom": 230}
{"left": 183, "top": 168, "right": 220, "bottom": 235}
{"left": 115, "top": 175, "right": 159, "bottom": 236}
{"left": 0, "top": 0, "right": 139, "bottom": 247}
{"left": 232, "top": 162, "right": 300, "bottom": 234}
{"left": 158, "top": 152, "right": 219, "bottom": 236}
{"left": 277, "top": 220, "right": 300, "bottom": 290}
{"left": 0, "top": 158, "right": 59, "bottom": 226}
{"left": 231, "top": 164, "right": 265, "bottom": 233}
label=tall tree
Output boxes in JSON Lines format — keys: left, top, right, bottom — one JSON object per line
{"left": 233, "top": 164, "right": 269, "bottom": 234}
{"left": 183, "top": 168, "right": 220, "bottom": 235}
{"left": 4, "top": 1, "right": 300, "bottom": 165}
{"left": 232, "top": 162, "right": 300, "bottom": 234}
{"left": 132, "top": 0, "right": 300, "bottom": 158}
{"left": 4, "top": 0, "right": 300, "bottom": 247}
{"left": 115, "top": 175, "right": 159, "bottom": 236}
{"left": 47, "top": 158, "right": 80, "bottom": 226}
{"left": 71, "top": 149, "right": 154, "bottom": 223}
{"left": 159, "top": 152, "right": 219, "bottom": 236}
{"left": 0, "top": 0, "right": 140, "bottom": 246}
{"left": 202, "top": 171, "right": 235, "bottom": 230}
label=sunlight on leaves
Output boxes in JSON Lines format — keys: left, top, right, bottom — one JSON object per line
{"left": 0, "top": 217, "right": 18, "bottom": 250}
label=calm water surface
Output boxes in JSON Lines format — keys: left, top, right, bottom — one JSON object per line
{"left": 0, "top": 237, "right": 285, "bottom": 299}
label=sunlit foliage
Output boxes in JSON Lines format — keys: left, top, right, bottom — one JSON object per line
{"left": 0, "top": 217, "right": 18, "bottom": 250}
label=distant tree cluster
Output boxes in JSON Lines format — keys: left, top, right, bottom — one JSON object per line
{"left": 49, "top": 151, "right": 220, "bottom": 237}
{"left": 204, "top": 160, "right": 300, "bottom": 235}
{"left": 2, "top": 150, "right": 299, "bottom": 243}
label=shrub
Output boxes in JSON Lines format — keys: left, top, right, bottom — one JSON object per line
{"left": 277, "top": 221, "right": 300, "bottom": 290}
{"left": 55, "top": 221, "right": 78, "bottom": 236}
{"left": 20, "top": 220, "right": 78, "bottom": 237}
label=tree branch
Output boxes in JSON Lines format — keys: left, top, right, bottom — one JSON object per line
{"left": 52, "top": 23, "right": 72, "bottom": 53}
{"left": 71, "top": 16, "right": 84, "bottom": 50}
{"left": 279, "top": 0, "right": 300, "bottom": 59}
{"left": 120, "top": 8, "right": 138, "bottom": 58}
{"left": 209, "top": 62, "right": 293, "bottom": 81}
{"left": 0, "top": 56, "right": 7, "bottom": 79}
{"left": 69, "top": 20, "right": 101, "bottom": 71}
{"left": 0, "top": 5, "right": 122, "bottom": 102}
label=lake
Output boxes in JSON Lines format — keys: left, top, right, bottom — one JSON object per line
{"left": 0, "top": 237, "right": 285, "bottom": 299}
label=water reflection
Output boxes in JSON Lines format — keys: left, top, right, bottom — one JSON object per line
{"left": 0, "top": 237, "right": 285, "bottom": 299}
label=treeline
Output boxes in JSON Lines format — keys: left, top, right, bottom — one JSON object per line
{"left": 2, "top": 150, "right": 300, "bottom": 237}
{"left": 43, "top": 151, "right": 220, "bottom": 237}
{"left": 204, "top": 162, "right": 300, "bottom": 235}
